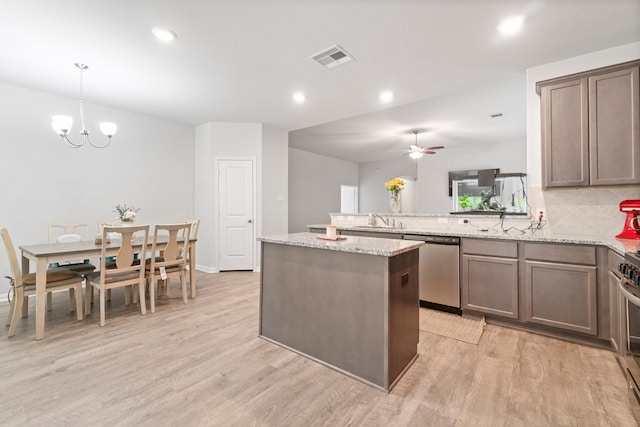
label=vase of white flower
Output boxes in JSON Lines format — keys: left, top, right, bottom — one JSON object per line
{"left": 114, "top": 204, "right": 139, "bottom": 225}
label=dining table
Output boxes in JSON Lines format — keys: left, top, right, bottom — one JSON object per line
{"left": 19, "top": 236, "right": 197, "bottom": 340}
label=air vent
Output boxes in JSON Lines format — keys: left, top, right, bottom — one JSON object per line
{"left": 310, "top": 45, "right": 354, "bottom": 69}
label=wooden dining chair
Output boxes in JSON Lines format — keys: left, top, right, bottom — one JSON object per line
{"left": 46, "top": 222, "right": 96, "bottom": 312}
{"left": 146, "top": 223, "right": 191, "bottom": 313}
{"left": 171, "top": 219, "right": 199, "bottom": 297}
{"left": 84, "top": 224, "right": 149, "bottom": 327}
{"left": 1, "top": 226, "right": 84, "bottom": 337}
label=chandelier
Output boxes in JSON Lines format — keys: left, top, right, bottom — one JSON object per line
{"left": 51, "top": 63, "right": 117, "bottom": 148}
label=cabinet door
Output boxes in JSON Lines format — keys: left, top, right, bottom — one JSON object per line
{"left": 525, "top": 261, "right": 597, "bottom": 335}
{"left": 540, "top": 78, "right": 589, "bottom": 188}
{"left": 462, "top": 254, "right": 518, "bottom": 319}
{"left": 609, "top": 271, "right": 622, "bottom": 352}
{"left": 589, "top": 67, "right": 640, "bottom": 185}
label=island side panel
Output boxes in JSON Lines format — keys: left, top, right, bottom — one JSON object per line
{"left": 260, "top": 242, "right": 387, "bottom": 388}
{"left": 387, "top": 249, "right": 419, "bottom": 387}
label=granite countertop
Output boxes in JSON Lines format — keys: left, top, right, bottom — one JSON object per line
{"left": 258, "top": 232, "right": 423, "bottom": 257}
{"left": 307, "top": 224, "right": 640, "bottom": 257}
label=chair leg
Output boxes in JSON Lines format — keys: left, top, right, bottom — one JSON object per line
{"left": 124, "top": 286, "right": 130, "bottom": 306}
{"left": 107, "top": 288, "right": 111, "bottom": 301}
{"left": 149, "top": 278, "right": 155, "bottom": 314}
{"left": 69, "top": 288, "right": 76, "bottom": 313}
{"left": 7, "top": 287, "right": 24, "bottom": 337}
{"left": 85, "top": 284, "right": 92, "bottom": 315}
{"left": 22, "top": 296, "right": 29, "bottom": 317}
{"left": 99, "top": 288, "right": 106, "bottom": 327}
{"left": 74, "top": 283, "right": 83, "bottom": 321}
{"left": 6, "top": 293, "right": 16, "bottom": 327}
{"left": 47, "top": 292, "right": 53, "bottom": 312}
{"left": 139, "top": 281, "right": 146, "bottom": 316}
{"left": 181, "top": 274, "right": 188, "bottom": 304}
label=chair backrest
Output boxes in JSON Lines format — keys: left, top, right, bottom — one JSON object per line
{"left": 0, "top": 226, "right": 23, "bottom": 288}
{"left": 48, "top": 222, "right": 90, "bottom": 243}
{"left": 151, "top": 223, "right": 191, "bottom": 271}
{"left": 178, "top": 219, "right": 200, "bottom": 240}
{"left": 99, "top": 225, "right": 149, "bottom": 282}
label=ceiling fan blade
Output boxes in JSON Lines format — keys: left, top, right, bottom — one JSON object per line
{"left": 425, "top": 151, "right": 437, "bottom": 154}
{"left": 425, "top": 146, "right": 445, "bottom": 150}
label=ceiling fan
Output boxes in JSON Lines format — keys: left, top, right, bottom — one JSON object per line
{"left": 407, "top": 130, "right": 444, "bottom": 159}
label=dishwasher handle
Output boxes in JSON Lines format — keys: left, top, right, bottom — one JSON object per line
{"left": 403, "top": 234, "right": 460, "bottom": 245}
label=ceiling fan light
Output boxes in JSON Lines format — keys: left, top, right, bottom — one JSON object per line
{"left": 99, "top": 122, "right": 117, "bottom": 137}
{"left": 409, "top": 151, "right": 423, "bottom": 159}
{"left": 52, "top": 115, "right": 73, "bottom": 135}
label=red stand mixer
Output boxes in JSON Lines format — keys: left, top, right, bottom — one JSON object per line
{"left": 617, "top": 200, "right": 640, "bottom": 239}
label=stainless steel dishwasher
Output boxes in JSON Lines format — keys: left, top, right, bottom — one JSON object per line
{"left": 403, "top": 235, "right": 460, "bottom": 314}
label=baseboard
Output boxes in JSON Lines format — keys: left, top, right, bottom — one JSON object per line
{"left": 195, "top": 264, "right": 218, "bottom": 274}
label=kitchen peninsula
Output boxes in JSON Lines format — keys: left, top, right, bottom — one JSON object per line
{"left": 258, "top": 232, "right": 423, "bottom": 392}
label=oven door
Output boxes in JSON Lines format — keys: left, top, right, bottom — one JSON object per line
{"left": 619, "top": 280, "right": 640, "bottom": 421}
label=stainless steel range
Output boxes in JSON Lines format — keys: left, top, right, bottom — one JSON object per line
{"left": 617, "top": 250, "right": 640, "bottom": 422}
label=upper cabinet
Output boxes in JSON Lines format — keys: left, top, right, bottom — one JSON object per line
{"left": 538, "top": 61, "right": 640, "bottom": 188}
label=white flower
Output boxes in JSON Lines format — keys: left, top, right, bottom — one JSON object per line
{"left": 122, "top": 211, "right": 137, "bottom": 222}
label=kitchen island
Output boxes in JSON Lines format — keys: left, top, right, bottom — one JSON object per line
{"left": 258, "top": 232, "right": 423, "bottom": 392}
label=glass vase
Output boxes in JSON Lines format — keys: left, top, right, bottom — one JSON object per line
{"left": 390, "top": 192, "right": 401, "bottom": 213}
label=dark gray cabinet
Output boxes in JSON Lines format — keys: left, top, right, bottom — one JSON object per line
{"left": 589, "top": 67, "right": 640, "bottom": 185}
{"left": 538, "top": 61, "right": 640, "bottom": 188}
{"left": 524, "top": 243, "right": 598, "bottom": 336}
{"left": 540, "top": 78, "right": 589, "bottom": 187}
{"left": 461, "top": 239, "right": 518, "bottom": 319}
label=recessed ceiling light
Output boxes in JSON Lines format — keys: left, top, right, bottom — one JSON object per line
{"left": 292, "top": 92, "right": 306, "bottom": 103}
{"left": 152, "top": 27, "right": 177, "bottom": 42}
{"left": 497, "top": 15, "right": 525, "bottom": 36}
{"left": 379, "top": 91, "right": 394, "bottom": 103}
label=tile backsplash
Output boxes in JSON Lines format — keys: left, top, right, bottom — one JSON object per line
{"left": 529, "top": 185, "right": 640, "bottom": 237}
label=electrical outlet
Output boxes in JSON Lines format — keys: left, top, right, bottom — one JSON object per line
{"left": 536, "top": 208, "right": 546, "bottom": 220}
{"left": 458, "top": 218, "right": 467, "bottom": 224}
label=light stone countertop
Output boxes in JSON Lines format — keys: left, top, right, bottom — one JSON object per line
{"left": 258, "top": 232, "right": 423, "bottom": 257}
{"left": 307, "top": 224, "right": 640, "bottom": 258}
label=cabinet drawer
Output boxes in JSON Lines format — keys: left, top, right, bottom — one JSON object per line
{"left": 461, "top": 239, "right": 517, "bottom": 258}
{"left": 608, "top": 250, "right": 624, "bottom": 276}
{"left": 524, "top": 243, "right": 596, "bottom": 265}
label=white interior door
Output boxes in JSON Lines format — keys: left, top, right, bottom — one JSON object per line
{"left": 218, "top": 159, "right": 254, "bottom": 271}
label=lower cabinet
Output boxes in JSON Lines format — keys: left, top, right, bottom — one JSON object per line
{"left": 524, "top": 242, "right": 598, "bottom": 336}
{"left": 524, "top": 260, "right": 597, "bottom": 335}
{"left": 462, "top": 254, "right": 518, "bottom": 319}
{"left": 461, "top": 239, "right": 519, "bottom": 319}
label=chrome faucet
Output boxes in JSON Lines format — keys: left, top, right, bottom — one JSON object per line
{"left": 371, "top": 214, "right": 389, "bottom": 226}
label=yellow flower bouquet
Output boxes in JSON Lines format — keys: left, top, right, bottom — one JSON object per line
{"left": 384, "top": 178, "right": 405, "bottom": 213}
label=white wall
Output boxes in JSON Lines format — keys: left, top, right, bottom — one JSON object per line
{"left": 194, "top": 122, "right": 288, "bottom": 271}
{"left": 359, "top": 157, "right": 417, "bottom": 213}
{"left": 417, "top": 139, "right": 526, "bottom": 213}
{"left": 288, "top": 148, "right": 359, "bottom": 232}
{"left": 261, "top": 125, "right": 289, "bottom": 237}
{"left": 0, "top": 82, "right": 194, "bottom": 299}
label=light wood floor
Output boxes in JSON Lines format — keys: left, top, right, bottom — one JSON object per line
{"left": 1, "top": 271, "right": 638, "bottom": 426}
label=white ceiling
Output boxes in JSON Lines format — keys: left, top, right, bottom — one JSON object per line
{"left": 0, "top": 0, "right": 639, "bottom": 162}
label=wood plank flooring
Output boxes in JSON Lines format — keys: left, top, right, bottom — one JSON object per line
{"left": 0, "top": 271, "right": 637, "bottom": 426}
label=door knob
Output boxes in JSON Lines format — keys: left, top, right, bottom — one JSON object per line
{"left": 248, "top": 219, "right": 253, "bottom": 223}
